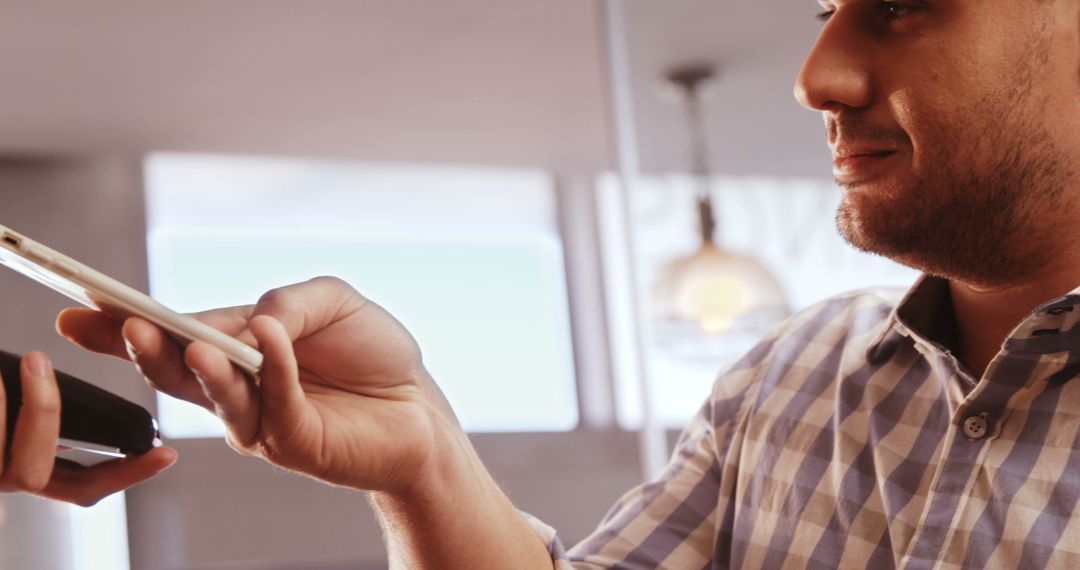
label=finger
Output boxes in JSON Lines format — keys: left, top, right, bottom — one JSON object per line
{"left": 185, "top": 341, "right": 261, "bottom": 448}
{"left": 59, "top": 305, "right": 259, "bottom": 358}
{"left": 122, "top": 317, "right": 213, "bottom": 409}
{"left": 190, "top": 304, "right": 256, "bottom": 341}
{"left": 249, "top": 315, "right": 309, "bottom": 440}
{"left": 42, "top": 447, "right": 178, "bottom": 507}
{"left": 55, "top": 308, "right": 130, "bottom": 361}
{"left": 4, "top": 352, "right": 61, "bottom": 493}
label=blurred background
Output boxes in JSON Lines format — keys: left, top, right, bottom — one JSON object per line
{"left": 0, "top": 1, "right": 918, "bottom": 568}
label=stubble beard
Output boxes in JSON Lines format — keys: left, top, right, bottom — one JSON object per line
{"left": 834, "top": 36, "right": 1071, "bottom": 287}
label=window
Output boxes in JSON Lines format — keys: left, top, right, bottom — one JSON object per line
{"left": 144, "top": 153, "right": 578, "bottom": 437}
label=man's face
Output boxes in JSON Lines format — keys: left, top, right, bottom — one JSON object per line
{"left": 795, "top": 0, "right": 1080, "bottom": 286}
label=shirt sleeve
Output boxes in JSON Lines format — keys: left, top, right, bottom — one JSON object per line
{"left": 520, "top": 512, "right": 578, "bottom": 570}
{"left": 523, "top": 384, "right": 753, "bottom": 568}
{"left": 519, "top": 335, "right": 768, "bottom": 569}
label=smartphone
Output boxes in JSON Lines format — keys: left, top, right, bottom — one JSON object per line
{"left": 0, "top": 223, "right": 263, "bottom": 377}
{"left": 1, "top": 349, "right": 160, "bottom": 467}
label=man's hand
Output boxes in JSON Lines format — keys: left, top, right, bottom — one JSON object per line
{"left": 57, "top": 276, "right": 461, "bottom": 495}
{"left": 0, "top": 351, "right": 176, "bottom": 507}
{"left": 58, "top": 276, "right": 553, "bottom": 568}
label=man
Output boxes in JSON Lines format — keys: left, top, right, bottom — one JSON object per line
{"left": 4, "top": 0, "right": 1080, "bottom": 567}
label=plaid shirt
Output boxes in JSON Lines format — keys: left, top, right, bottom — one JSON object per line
{"left": 527, "top": 276, "right": 1080, "bottom": 569}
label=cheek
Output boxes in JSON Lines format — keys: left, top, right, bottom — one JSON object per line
{"left": 1041, "top": 33, "right": 1080, "bottom": 141}
{"left": 884, "top": 55, "right": 965, "bottom": 129}
{"left": 885, "top": 88, "right": 950, "bottom": 171}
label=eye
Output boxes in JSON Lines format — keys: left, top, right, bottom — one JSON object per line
{"left": 881, "top": 1, "right": 912, "bottom": 21}
{"left": 816, "top": 9, "right": 835, "bottom": 22}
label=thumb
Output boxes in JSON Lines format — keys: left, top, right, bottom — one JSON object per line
{"left": 249, "top": 277, "right": 362, "bottom": 344}
{"left": 248, "top": 315, "right": 311, "bottom": 449}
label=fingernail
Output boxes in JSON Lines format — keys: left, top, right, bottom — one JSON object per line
{"left": 27, "top": 352, "right": 52, "bottom": 378}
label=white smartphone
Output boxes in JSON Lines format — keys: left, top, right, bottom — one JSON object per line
{"left": 0, "top": 223, "right": 263, "bottom": 377}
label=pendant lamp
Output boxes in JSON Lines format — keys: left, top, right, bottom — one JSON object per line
{"left": 651, "top": 64, "right": 789, "bottom": 358}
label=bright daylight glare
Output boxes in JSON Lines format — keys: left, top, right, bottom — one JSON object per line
{"left": 144, "top": 153, "right": 579, "bottom": 437}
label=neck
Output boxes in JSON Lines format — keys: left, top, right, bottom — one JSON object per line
{"left": 948, "top": 258, "right": 1080, "bottom": 377}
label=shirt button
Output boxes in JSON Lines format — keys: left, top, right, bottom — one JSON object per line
{"left": 963, "top": 415, "right": 989, "bottom": 439}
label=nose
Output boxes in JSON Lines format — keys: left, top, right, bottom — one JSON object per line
{"left": 794, "top": 15, "right": 873, "bottom": 112}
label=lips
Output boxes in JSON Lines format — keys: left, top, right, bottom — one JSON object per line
{"left": 831, "top": 146, "right": 900, "bottom": 183}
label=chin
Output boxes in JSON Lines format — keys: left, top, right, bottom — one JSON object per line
{"left": 834, "top": 196, "right": 918, "bottom": 261}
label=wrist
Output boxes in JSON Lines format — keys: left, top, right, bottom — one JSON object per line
{"left": 368, "top": 413, "right": 495, "bottom": 565}
{"left": 369, "top": 432, "right": 549, "bottom": 570}
{"left": 376, "top": 402, "right": 483, "bottom": 506}
{"left": 368, "top": 370, "right": 554, "bottom": 569}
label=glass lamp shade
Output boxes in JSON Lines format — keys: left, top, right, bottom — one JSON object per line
{"left": 652, "top": 242, "right": 789, "bottom": 359}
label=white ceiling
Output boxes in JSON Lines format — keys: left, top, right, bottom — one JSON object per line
{"left": 0, "top": 0, "right": 833, "bottom": 178}
{"left": 0, "top": 1, "right": 612, "bottom": 172}
{"left": 621, "top": 0, "right": 830, "bottom": 178}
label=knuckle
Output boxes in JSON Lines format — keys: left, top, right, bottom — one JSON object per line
{"left": 314, "top": 275, "right": 367, "bottom": 306}
{"left": 315, "top": 275, "right": 366, "bottom": 302}
{"left": 224, "top": 433, "right": 256, "bottom": 456}
{"left": 256, "top": 436, "right": 291, "bottom": 465}
{"left": 256, "top": 439, "right": 281, "bottom": 462}
{"left": 312, "top": 275, "right": 350, "bottom": 291}
{"left": 28, "top": 398, "right": 61, "bottom": 418}
{"left": 257, "top": 287, "right": 297, "bottom": 314}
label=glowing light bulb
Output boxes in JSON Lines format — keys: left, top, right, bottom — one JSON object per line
{"left": 653, "top": 242, "right": 788, "bottom": 359}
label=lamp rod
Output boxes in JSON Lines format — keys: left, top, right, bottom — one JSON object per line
{"left": 665, "top": 63, "right": 718, "bottom": 244}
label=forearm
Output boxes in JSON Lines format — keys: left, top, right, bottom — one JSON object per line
{"left": 370, "top": 428, "right": 554, "bottom": 569}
